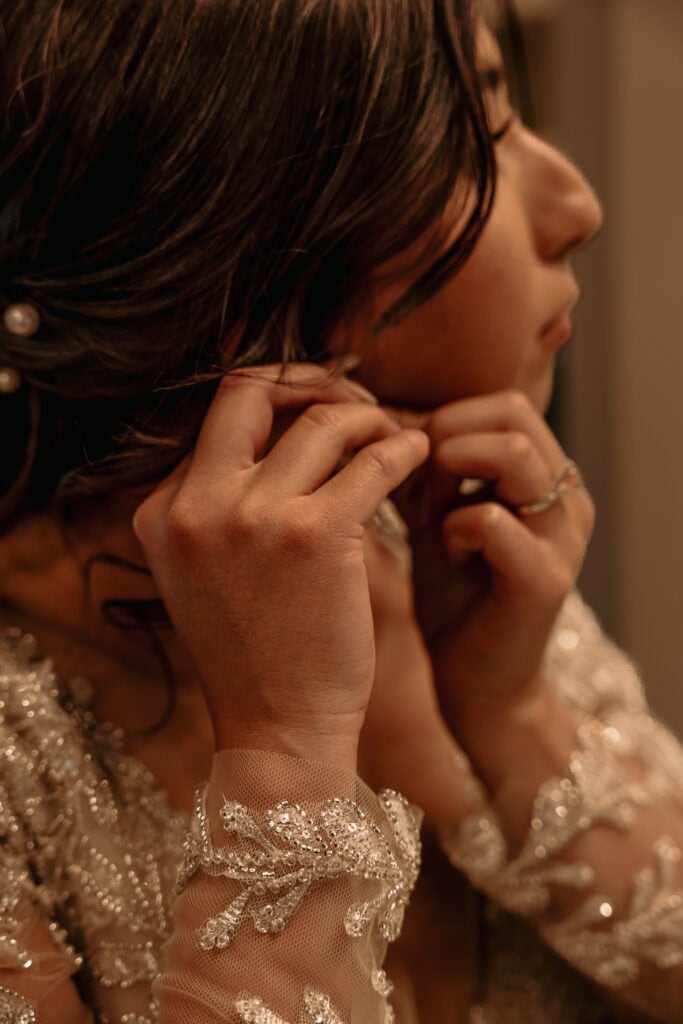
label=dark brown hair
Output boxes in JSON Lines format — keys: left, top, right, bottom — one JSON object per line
{"left": 0, "top": 0, "right": 495, "bottom": 528}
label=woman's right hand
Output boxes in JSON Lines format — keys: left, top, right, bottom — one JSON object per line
{"left": 132, "top": 364, "right": 428, "bottom": 768}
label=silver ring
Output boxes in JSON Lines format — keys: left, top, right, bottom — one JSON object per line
{"left": 517, "top": 460, "right": 585, "bottom": 517}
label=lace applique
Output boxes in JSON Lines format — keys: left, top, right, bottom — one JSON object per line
{"left": 547, "top": 835, "right": 683, "bottom": 986}
{"left": 441, "top": 718, "right": 650, "bottom": 917}
{"left": 235, "top": 989, "right": 395, "bottom": 1024}
{"left": 544, "top": 593, "right": 647, "bottom": 717}
{"left": 0, "top": 629, "right": 186, "bottom": 1021}
{"left": 0, "top": 986, "right": 36, "bottom": 1024}
{"left": 370, "top": 968, "right": 393, "bottom": 998}
{"left": 179, "top": 787, "right": 421, "bottom": 950}
{"left": 440, "top": 717, "right": 683, "bottom": 988}
{"left": 235, "top": 990, "right": 345, "bottom": 1024}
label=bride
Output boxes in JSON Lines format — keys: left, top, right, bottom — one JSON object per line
{"left": 0, "top": 1, "right": 680, "bottom": 1022}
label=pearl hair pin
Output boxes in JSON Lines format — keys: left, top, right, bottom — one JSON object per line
{"left": 0, "top": 367, "right": 21, "bottom": 394}
{"left": 3, "top": 302, "right": 41, "bottom": 338}
{"left": 0, "top": 302, "right": 40, "bottom": 393}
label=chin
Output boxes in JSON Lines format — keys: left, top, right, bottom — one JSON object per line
{"left": 529, "top": 374, "right": 556, "bottom": 416}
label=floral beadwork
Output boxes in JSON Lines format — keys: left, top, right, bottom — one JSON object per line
{"left": 440, "top": 712, "right": 683, "bottom": 989}
{"left": 234, "top": 989, "right": 395, "bottom": 1024}
{"left": 0, "top": 629, "right": 185, "bottom": 1023}
{"left": 441, "top": 719, "right": 651, "bottom": 918}
{"left": 0, "top": 986, "right": 36, "bottom": 1024}
{"left": 235, "top": 990, "right": 345, "bottom": 1024}
{"left": 548, "top": 835, "right": 683, "bottom": 986}
{"left": 179, "top": 786, "right": 421, "bottom": 951}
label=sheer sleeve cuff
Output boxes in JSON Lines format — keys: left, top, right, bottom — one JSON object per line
{"left": 438, "top": 718, "right": 683, "bottom": 990}
{"left": 156, "top": 749, "right": 422, "bottom": 1024}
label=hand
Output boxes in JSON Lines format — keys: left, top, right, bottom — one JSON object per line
{"left": 393, "top": 390, "right": 595, "bottom": 725}
{"left": 132, "top": 364, "right": 428, "bottom": 767}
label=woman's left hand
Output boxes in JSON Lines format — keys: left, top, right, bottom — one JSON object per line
{"left": 394, "top": 389, "right": 595, "bottom": 725}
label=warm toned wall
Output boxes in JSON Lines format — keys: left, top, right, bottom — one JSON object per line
{"left": 538, "top": 0, "right": 683, "bottom": 736}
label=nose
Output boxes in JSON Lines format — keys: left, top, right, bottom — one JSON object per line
{"left": 527, "top": 132, "right": 604, "bottom": 263}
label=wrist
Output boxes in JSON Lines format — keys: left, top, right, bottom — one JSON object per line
{"left": 212, "top": 717, "right": 360, "bottom": 772}
{"left": 446, "top": 684, "right": 580, "bottom": 801}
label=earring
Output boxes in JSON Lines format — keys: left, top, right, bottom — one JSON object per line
{"left": 3, "top": 302, "right": 41, "bottom": 338}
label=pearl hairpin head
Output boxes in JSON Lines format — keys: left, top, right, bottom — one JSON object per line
{"left": 0, "top": 367, "right": 21, "bottom": 394}
{"left": 3, "top": 302, "right": 41, "bottom": 338}
{"left": 0, "top": 302, "right": 40, "bottom": 394}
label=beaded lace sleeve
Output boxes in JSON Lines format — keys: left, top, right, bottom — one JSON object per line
{"left": 154, "top": 748, "right": 421, "bottom": 1024}
{"left": 439, "top": 593, "right": 683, "bottom": 1023}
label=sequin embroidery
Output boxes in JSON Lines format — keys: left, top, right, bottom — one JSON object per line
{"left": 0, "top": 986, "right": 35, "bottom": 1024}
{"left": 235, "top": 990, "right": 345, "bottom": 1024}
{"left": 440, "top": 651, "right": 683, "bottom": 991}
{"left": 235, "top": 989, "right": 396, "bottom": 1024}
{"left": 548, "top": 835, "right": 683, "bottom": 986}
{"left": 179, "top": 786, "right": 421, "bottom": 950}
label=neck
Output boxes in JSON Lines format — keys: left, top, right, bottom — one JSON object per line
{"left": 0, "top": 504, "right": 200, "bottom": 732}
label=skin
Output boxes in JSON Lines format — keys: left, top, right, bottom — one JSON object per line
{"left": 348, "top": 25, "right": 603, "bottom": 825}
{"left": 0, "top": 26, "right": 602, "bottom": 827}
{"left": 352, "top": 27, "right": 602, "bottom": 414}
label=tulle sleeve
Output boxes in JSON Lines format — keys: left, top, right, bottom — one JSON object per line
{"left": 0, "top": 780, "right": 91, "bottom": 1023}
{"left": 154, "top": 748, "right": 422, "bottom": 1024}
{"left": 0, "top": 746, "right": 420, "bottom": 1024}
{"left": 438, "top": 593, "right": 683, "bottom": 1024}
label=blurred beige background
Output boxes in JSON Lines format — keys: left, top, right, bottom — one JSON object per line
{"left": 518, "top": 0, "right": 683, "bottom": 736}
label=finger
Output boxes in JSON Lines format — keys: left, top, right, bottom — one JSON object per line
{"left": 188, "top": 366, "right": 378, "bottom": 480}
{"left": 428, "top": 390, "right": 565, "bottom": 471}
{"left": 318, "top": 429, "right": 430, "bottom": 526}
{"left": 441, "top": 502, "right": 578, "bottom": 603}
{"left": 435, "top": 431, "right": 556, "bottom": 513}
{"left": 260, "top": 402, "right": 402, "bottom": 495}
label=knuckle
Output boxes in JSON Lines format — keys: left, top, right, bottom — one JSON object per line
{"left": 301, "top": 403, "right": 344, "bottom": 431}
{"left": 230, "top": 494, "right": 271, "bottom": 539}
{"left": 165, "top": 499, "right": 206, "bottom": 551}
{"left": 504, "top": 430, "right": 534, "bottom": 464}
{"left": 359, "top": 443, "right": 395, "bottom": 479}
{"left": 273, "top": 508, "right": 326, "bottom": 557}
{"left": 479, "top": 501, "right": 504, "bottom": 531}
{"left": 131, "top": 500, "right": 154, "bottom": 543}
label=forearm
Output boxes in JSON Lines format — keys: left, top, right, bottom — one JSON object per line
{"left": 445, "top": 684, "right": 580, "bottom": 849}
{"left": 440, "top": 683, "right": 683, "bottom": 1023}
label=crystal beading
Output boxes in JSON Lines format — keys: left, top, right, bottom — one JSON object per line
{"left": 0, "top": 986, "right": 36, "bottom": 1024}
{"left": 440, "top": 705, "right": 683, "bottom": 989}
{"left": 235, "top": 988, "right": 397, "bottom": 1024}
{"left": 178, "top": 786, "right": 421, "bottom": 951}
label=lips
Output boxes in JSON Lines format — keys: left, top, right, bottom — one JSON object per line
{"left": 541, "top": 311, "right": 573, "bottom": 350}
{"left": 540, "top": 286, "right": 580, "bottom": 351}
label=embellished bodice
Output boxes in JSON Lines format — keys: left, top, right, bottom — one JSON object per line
{"left": 0, "top": 628, "right": 187, "bottom": 1023}
{"left": 0, "top": 595, "right": 682, "bottom": 1024}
